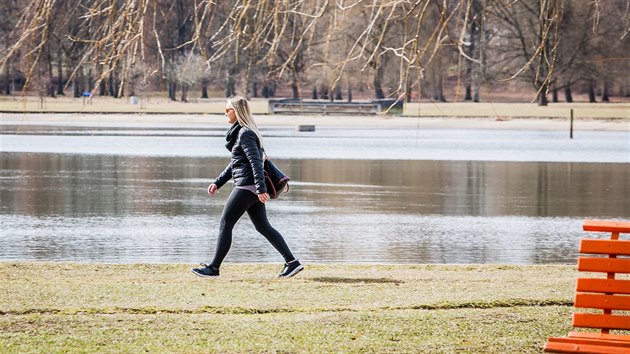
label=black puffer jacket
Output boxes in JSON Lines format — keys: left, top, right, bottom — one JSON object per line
{"left": 214, "top": 127, "right": 266, "bottom": 194}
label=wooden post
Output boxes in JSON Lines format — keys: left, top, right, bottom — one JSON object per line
{"left": 569, "top": 109, "right": 574, "bottom": 139}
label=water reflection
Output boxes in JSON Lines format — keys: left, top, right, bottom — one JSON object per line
{"left": 1, "top": 152, "right": 628, "bottom": 264}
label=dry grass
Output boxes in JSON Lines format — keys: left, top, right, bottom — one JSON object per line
{"left": 0, "top": 96, "right": 270, "bottom": 115}
{"left": 403, "top": 102, "right": 630, "bottom": 119}
{"left": 0, "top": 263, "right": 582, "bottom": 353}
{"left": 0, "top": 96, "right": 628, "bottom": 119}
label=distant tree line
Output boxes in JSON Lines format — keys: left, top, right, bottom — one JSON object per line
{"left": 0, "top": 0, "right": 628, "bottom": 105}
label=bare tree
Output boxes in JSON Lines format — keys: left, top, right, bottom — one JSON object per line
{"left": 488, "top": 0, "right": 564, "bottom": 106}
{"left": 0, "top": 0, "right": 21, "bottom": 95}
{"left": 461, "top": 0, "right": 486, "bottom": 102}
{"left": 0, "top": 0, "right": 621, "bottom": 105}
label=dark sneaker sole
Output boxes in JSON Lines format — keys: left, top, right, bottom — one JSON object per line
{"left": 190, "top": 268, "right": 219, "bottom": 277}
{"left": 280, "top": 264, "right": 304, "bottom": 278}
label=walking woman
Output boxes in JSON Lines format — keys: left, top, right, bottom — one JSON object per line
{"left": 192, "top": 96, "right": 303, "bottom": 278}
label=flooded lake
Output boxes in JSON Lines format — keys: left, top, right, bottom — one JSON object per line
{"left": 1, "top": 123, "right": 629, "bottom": 264}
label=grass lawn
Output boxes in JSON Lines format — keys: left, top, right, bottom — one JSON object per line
{"left": 0, "top": 263, "right": 586, "bottom": 353}
{"left": 403, "top": 102, "right": 630, "bottom": 119}
{"left": 0, "top": 96, "right": 270, "bottom": 115}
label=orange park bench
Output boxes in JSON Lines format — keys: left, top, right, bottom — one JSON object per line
{"left": 544, "top": 220, "right": 630, "bottom": 353}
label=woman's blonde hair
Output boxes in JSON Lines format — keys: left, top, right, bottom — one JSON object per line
{"left": 227, "top": 96, "right": 263, "bottom": 148}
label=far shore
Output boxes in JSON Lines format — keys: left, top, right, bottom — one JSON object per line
{"left": 0, "top": 96, "right": 628, "bottom": 132}
{"left": 1, "top": 112, "right": 628, "bottom": 132}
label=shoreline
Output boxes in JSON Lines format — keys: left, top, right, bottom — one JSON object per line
{"left": 1, "top": 97, "right": 629, "bottom": 119}
{"left": 2, "top": 112, "right": 628, "bottom": 131}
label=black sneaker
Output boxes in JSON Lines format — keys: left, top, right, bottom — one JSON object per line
{"left": 279, "top": 260, "right": 304, "bottom": 278}
{"left": 191, "top": 263, "right": 219, "bottom": 277}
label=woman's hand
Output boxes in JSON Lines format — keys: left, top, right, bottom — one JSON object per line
{"left": 208, "top": 183, "right": 218, "bottom": 196}
{"left": 258, "top": 193, "right": 270, "bottom": 204}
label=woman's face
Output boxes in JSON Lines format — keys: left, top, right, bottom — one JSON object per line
{"left": 225, "top": 106, "right": 237, "bottom": 124}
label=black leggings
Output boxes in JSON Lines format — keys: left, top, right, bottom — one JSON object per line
{"left": 210, "top": 188, "right": 295, "bottom": 268}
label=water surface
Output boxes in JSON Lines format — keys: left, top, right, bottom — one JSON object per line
{"left": 2, "top": 123, "right": 628, "bottom": 162}
{"left": 1, "top": 150, "right": 627, "bottom": 264}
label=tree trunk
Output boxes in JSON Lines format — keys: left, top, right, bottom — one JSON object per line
{"left": 5, "top": 60, "right": 12, "bottom": 95}
{"left": 225, "top": 68, "right": 236, "bottom": 98}
{"left": 56, "top": 49, "right": 64, "bottom": 96}
{"left": 47, "top": 46, "right": 55, "bottom": 98}
{"left": 601, "top": 81, "right": 609, "bottom": 102}
{"left": 108, "top": 74, "right": 116, "bottom": 97}
{"left": 72, "top": 65, "right": 81, "bottom": 98}
{"left": 348, "top": 86, "right": 352, "bottom": 102}
{"left": 473, "top": 29, "right": 484, "bottom": 104}
{"left": 99, "top": 80, "right": 106, "bottom": 96}
{"left": 291, "top": 82, "right": 299, "bottom": 99}
{"left": 473, "top": 87, "right": 480, "bottom": 102}
{"left": 433, "top": 47, "right": 446, "bottom": 102}
{"left": 335, "top": 85, "right": 342, "bottom": 101}
{"left": 432, "top": 68, "right": 446, "bottom": 102}
{"left": 118, "top": 77, "right": 124, "bottom": 98}
{"left": 267, "top": 82, "right": 276, "bottom": 97}
{"left": 291, "top": 71, "right": 300, "bottom": 99}
{"left": 320, "top": 86, "right": 329, "bottom": 100}
{"left": 537, "top": 83, "right": 548, "bottom": 106}
{"left": 564, "top": 84, "right": 573, "bottom": 102}
{"left": 463, "top": 21, "right": 477, "bottom": 101}
{"left": 551, "top": 87, "right": 558, "bottom": 102}
{"left": 128, "top": 80, "right": 136, "bottom": 97}
{"left": 471, "top": 2, "right": 485, "bottom": 103}
{"left": 374, "top": 66, "right": 385, "bottom": 99}
{"left": 168, "top": 82, "right": 177, "bottom": 101}
{"left": 87, "top": 71, "right": 93, "bottom": 95}
{"left": 290, "top": 83, "right": 299, "bottom": 99}
{"left": 588, "top": 80, "right": 596, "bottom": 103}
{"left": 201, "top": 81, "right": 208, "bottom": 98}
{"left": 472, "top": 63, "right": 481, "bottom": 102}
{"left": 373, "top": 56, "right": 386, "bottom": 99}
{"left": 180, "top": 85, "right": 188, "bottom": 102}
{"left": 37, "top": 65, "right": 46, "bottom": 107}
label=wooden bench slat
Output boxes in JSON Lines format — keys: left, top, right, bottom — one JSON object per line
{"left": 577, "top": 278, "right": 630, "bottom": 295}
{"left": 572, "top": 313, "right": 630, "bottom": 330}
{"left": 568, "top": 332, "right": 630, "bottom": 343}
{"left": 580, "top": 239, "right": 630, "bottom": 256}
{"left": 583, "top": 220, "right": 630, "bottom": 234}
{"left": 547, "top": 336, "right": 630, "bottom": 347}
{"left": 575, "top": 293, "right": 630, "bottom": 311}
{"left": 545, "top": 332, "right": 630, "bottom": 353}
{"left": 545, "top": 340, "right": 630, "bottom": 353}
{"left": 577, "top": 257, "right": 630, "bottom": 273}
